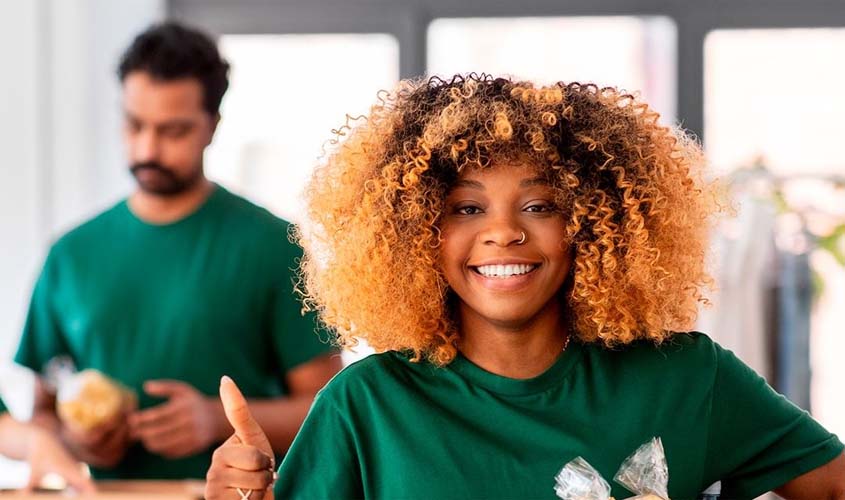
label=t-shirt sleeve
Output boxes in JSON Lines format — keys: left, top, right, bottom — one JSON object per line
{"left": 14, "top": 248, "right": 71, "bottom": 373}
{"left": 0, "top": 397, "right": 7, "bottom": 414}
{"left": 269, "top": 231, "right": 336, "bottom": 373}
{"left": 705, "top": 341, "right": 844, "bottom": 498}
{"left": 275, "top": 389, "right": 363, "bottom": 499}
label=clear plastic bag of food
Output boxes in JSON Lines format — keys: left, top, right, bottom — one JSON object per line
{"left": 46, "top": 356, "right": 136, "bottom": 432}
{"left": 613, "top": 437, "right": 669, "bottom": 500}
{"left": 554, "top": 456, "right": 612, "bottom": 500}
{"left": 554, "top": 437, "right": 670, "bottom": 500}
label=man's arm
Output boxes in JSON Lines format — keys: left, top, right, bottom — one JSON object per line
{"left": 30, "top": 376, "right": 60, "bottom": 432}
{"left": 132, "top": 352, "right": 343, "bottom": 456}
{"left": 774, "top": 453, "right": 845, "bottom": 500}
{"left": 0, "top": 412, "right": 36, "bottom": 459}
{"left": 244, "top": 352, "right": 342, "bottom": 452}
{"left": 208, "top": 353, "right": 343, "bottom": 452}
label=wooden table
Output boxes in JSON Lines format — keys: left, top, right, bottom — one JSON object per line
{"left": 0, "top": 480, "right": 205, "bottom": 499}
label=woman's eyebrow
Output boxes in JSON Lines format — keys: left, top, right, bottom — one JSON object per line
{"left": 453, "top": 179, "right": 485, "bottom": 190}
{"left": 519, "top": 177, "right": 549, "bottom": 188}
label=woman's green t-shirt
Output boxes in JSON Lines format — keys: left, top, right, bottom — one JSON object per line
{"left": 276, "top": 333, "right": 843, "bottom": 499}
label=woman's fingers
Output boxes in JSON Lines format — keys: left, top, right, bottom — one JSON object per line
{"left": 207, "top": 465, "right": 275, "bottom": 491}
{"left": 212, "top": 443, "right": 274, "bottom": 471}
{"left": 206, "top": 439, "right": 276, "bottom": 500}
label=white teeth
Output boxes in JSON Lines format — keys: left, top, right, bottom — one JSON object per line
{"left": 476, "top": 264, "right": 536, "bottom": 278}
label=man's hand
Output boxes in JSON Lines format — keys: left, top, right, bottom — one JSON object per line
{"left": 61, "top": 410, "right": 132, "bottom": 468}
{"left": 205, "top": 376, "right": 275, "bottom": 500}
{"left": 129, "top": 379, "right": 226, "bottom": 459}
{"left": 25, "top": 427, "right": 96, "bottom": 494}
{"left": 0, "top": 412, "right": 95, "bottom": 493}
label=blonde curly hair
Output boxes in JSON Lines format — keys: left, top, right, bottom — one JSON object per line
{"left": 295, "top": 74, "right": 720, "bottom": 366}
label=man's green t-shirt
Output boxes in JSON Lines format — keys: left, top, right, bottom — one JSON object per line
{"left": 0, "top": 397, "right": 6, "bottom": 414}
{"left": 16, "top": 185, "right": 333, "bottom": 480}
{"left": 276, "top": 333, "right": 843, "bottom": 500}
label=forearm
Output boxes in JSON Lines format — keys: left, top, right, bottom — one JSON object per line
{"left": 209, "top": 394, "right": 316, "bottom": 454}
{"left": 30, "top": 406, "right": 87, "bottom": 462}
{"left": 208, "top": 354, "right": 341, "bottom": 454}
{"left": 30, "top": 407, "right": 61, "bottom": 433}
{"left": 249, "top": 395, "right": 315, "bottom": 453}
{"left": 30, "top": 377, "right": 61, "bottom": 433}
{"left": 0, "top": 413, "right": 38, "bottom": 460}
{"left": 775, "top": 453, "right": 845, "bottom": 500}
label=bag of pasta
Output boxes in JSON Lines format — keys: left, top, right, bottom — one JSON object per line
{"left": 47, "top": 357, "right": 136, "bottom": 432}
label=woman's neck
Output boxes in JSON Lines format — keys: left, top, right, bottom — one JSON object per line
{"left": 458, "top": 301, "right": 569, "bottom": 379}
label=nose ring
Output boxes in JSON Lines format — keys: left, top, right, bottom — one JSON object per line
{"left": 517, "top": 231, "right": 526, "bottom": 245}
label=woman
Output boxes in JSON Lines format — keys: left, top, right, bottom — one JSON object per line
{"left": 0, "top": 396, "right": 94, "bottom": 493}
{"left": 205, "top": 75, "right": 845, "bottom": 499}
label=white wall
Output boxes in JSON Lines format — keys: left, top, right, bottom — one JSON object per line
{"left": 0, "top": 0, "right": 163, "bottom": 367}
{"left": 0, "top": 1, "right": 162, "bottom": 484}
{"left": 0, "top": 0, "right": 42, "bottom": 368}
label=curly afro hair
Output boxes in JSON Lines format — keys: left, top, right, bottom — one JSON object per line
{"left": 295, "top": 74, "right": 721, "bottom": 366}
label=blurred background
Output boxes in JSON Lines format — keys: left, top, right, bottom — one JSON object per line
{"left": 1, "top": 0, "right": 844, "bottom": 491}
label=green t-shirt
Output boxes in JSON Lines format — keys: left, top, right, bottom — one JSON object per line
{"left": 16, "top": 185, "right": 333, "bottom": 480}
{"left": 276, "top": 333, "right": 842, "bottom": 500}
{"left": 0, "top": 397, "right": 6, "bottom": 414}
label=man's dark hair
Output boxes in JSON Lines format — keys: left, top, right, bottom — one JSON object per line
{"left": 118, "top": 21, "right": 230, "bottom": 116}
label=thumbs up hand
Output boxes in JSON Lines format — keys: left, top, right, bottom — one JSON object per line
{"left": 205, "top": 376, "right": 276, "bottom": 500}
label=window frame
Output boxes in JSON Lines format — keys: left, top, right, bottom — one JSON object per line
{"left": 168, "top": 0, "right": 845, "bottom": 144}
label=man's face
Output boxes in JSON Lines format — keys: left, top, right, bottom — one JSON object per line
{"left": 122, "top": 71, "right": 217, "bottom": 196}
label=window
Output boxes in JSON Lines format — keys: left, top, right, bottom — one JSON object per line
{"left": 206, "top": 34, "right": 400, "bottom": 223}
{"left": 705, "top": 28, "right": 845, "bottom": 174}
{"left": 428, "top": 16, "right": 677, "bottom": 123}
{"left": 705, "top": 28, "right": 845, "bottom": 438}
{"left": 206, "top": 34, "right": 400, "bottom": 364}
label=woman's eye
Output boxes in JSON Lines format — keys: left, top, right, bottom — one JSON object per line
{"left": 525, "top": 204, "right": 554, "bottom": 213}
{"left": 455, "top": 206, "right": 482, "bottom": 215}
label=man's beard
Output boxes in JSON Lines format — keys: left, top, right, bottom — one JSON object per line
{"left": 130, "top": 161, "right": 202, "bottom": 196}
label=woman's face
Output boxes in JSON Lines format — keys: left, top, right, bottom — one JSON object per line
{"left": 439, "top": 163, "right": 572, "bottom": 330}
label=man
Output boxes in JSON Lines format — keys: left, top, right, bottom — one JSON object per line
{"left": 15, "top": 22, "right": 341, "bottom": 480}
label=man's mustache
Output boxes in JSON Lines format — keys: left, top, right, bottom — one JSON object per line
{"left": 130, "top": 162, "right": 178, "bottom": 180}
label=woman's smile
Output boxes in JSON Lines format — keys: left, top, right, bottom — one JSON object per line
{"left": 468, "top": 260, "right": 542, "bottom": 291}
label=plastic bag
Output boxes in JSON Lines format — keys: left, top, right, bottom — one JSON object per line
{"left": 554, "top": 437, "right": 670, "bottom": 500}
{"left": 554, "top": 456, "right": 612, "bottom": 500}
{"left": 47, "top": 356, "right": 136, "bottom": 432}
{"left": 614, "top": 437, "right": 669, "bottom": 500}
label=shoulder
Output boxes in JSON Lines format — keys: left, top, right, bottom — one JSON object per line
{"left": 656, "top": 330, "right": 720, "bottom": 361}
{"left": 215, "top": 187, "right": 290, "bottom": 230}
{"left": 213, "top": 187, "right": 297, "bottom": 248}
{"left": 581, "top": 331, "right": 722, "bottom": 381}
{"left": 315, "top": 352, "right": 417, "bottom": 404}
{"left": 324, "top": 351, "right": 411, "bottom": 390}
{"left": 592, "top": 330, "right": 717, "bottom": 359}
{"left": 49, "top": 202, "right": 126, "bottom": 260}
{"left": 658, "top": 331, "right": 747, "bottom": 377}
